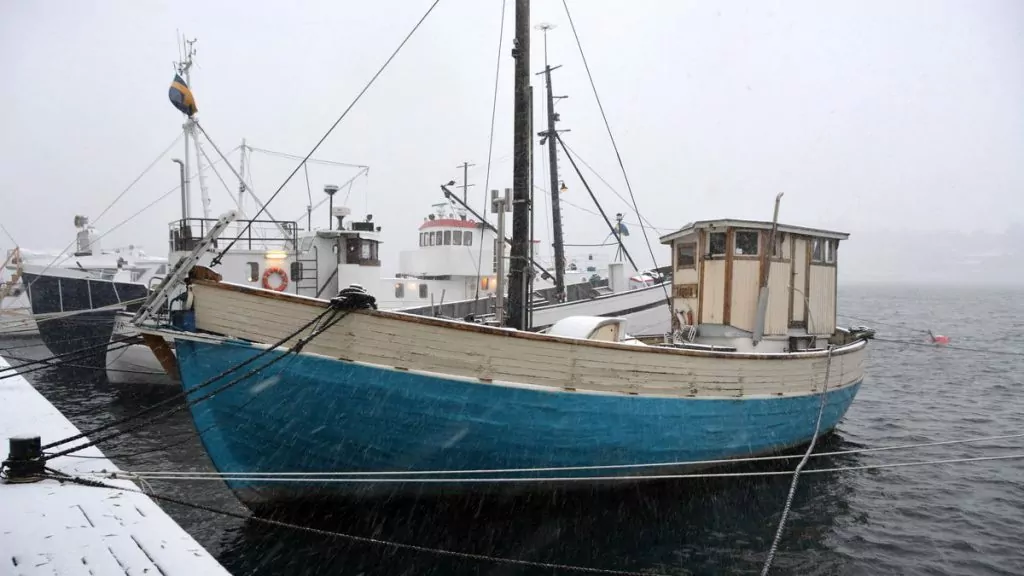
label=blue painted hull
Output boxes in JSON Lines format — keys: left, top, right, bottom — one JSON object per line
{"left": 176, "top": 339, "right": 862, "bottom": 506}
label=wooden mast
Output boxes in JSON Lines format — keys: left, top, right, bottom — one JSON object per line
{"left": 506, "top": 0, "right": 532, "bottom": 330}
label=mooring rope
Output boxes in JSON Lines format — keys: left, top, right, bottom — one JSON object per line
{"left": 105, "top": 453, "right": 1024, "bottom": 484}
{"left": 38, "top": 470, "right": 663, "bottom": 576}
{"left": 38, "top": 306, "right": 337, "bottom": 453}
{"left": 118, "top": 430, "right": 1024, "bottom": 479}
{"left": 760, "top": 346, "right": 835, "bottom": 575}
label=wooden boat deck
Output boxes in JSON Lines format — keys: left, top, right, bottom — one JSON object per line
{"left": 0, "top": 355, "right": 229, "bottom": 576}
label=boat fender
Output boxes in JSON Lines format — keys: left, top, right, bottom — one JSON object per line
{"left": 330, "top": 283, "right": 378, "bottom": 310}
{"left": 262, "top": 266, "right": 289, "bottom": 292}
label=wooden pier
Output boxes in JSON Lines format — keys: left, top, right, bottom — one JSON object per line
{"left": 0, "top": 355, "right": 230, "bottom": 575}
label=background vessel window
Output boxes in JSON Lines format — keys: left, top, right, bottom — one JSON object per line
{"left": 464, "top": 231, "right": 473, "bottom": 246}
{"left": 419, "top": 283, "right": 428, "bottom": 298}
{"left": 453, "top": 231, "right": 462, "bottom": 246}
{"left": 394, "top": 283, "right": 404, "bottom": 298}
{"left": 247, "top": 262, "right": 258, "bottom": 282}
{"left": 443, "top": 230, "right": 452, "bottom": 245}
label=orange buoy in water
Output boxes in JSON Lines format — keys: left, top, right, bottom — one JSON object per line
{"left": 927, "top": 330, "right": 950, "bottom": 345}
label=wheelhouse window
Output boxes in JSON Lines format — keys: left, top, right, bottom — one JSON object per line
{"left": 419, "top": 233, "right": 425, "bottom": 247}
{"left": 419, "top": 283, "right": 428, "bottom": 298}
{"left": 394, "top": 283, "right": 404, "bottom": 298}
{"left": 434, "top": 231, "right": 443, "bottom": 246}
{"left": 708, "top": 232, "right": 726, "bottom": 257}
{"left": 734, "top": 230, "right": 759, "bottom": 256}
{"left": 812, "top": 238, "right": 824, "bottom": 263}
{"left": 347, "top": 239, "right": 379, "bottom": 265}
{"left": 453, "top": 230, "right": 463, "bottom": 246}
{"left": 825, "top": 239, "right": 837, "bottom": 264}
{"left": 443, "top": 230, "right": 452, "bottom": 245}
{"left": 247, "top": 262, "right": 259, "bottom": 282}
{"left": 464, "top": 231, "right": 473, "bottom": 246}
{"left": 676, "top": 242, "right": 696, "bottom": 270}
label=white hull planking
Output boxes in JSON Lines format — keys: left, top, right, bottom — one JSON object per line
{"left": 188, "top": 281, "right": 867, "bottom": 399}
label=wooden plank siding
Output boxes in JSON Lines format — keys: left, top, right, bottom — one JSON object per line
{"left": 188, "top": 281, "right": 867, "bottom": 400}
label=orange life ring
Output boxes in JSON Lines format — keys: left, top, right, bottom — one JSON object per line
{"left": 262, "top": 266, "right": 289, "bottom": 292}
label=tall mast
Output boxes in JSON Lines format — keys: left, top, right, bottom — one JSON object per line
{"left": 237, "top": 139, "right": 247, "bottom": 219}
{"left": 176, "top": 37, "right": 197, "bottom": 219}
{"left": 506, "top": 0, "right": 532, "bottom": 330}
{"left": 536, "top": 23, "right": 566, "bottom": 302}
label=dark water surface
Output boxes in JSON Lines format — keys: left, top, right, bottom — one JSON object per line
{"left": 4, "top": 284, "right": 1023, "bottom": 575}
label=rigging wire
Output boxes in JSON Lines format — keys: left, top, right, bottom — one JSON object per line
{"left": 48, "top": 145, "right": 240, "bottom": 268}
{"left": 123, "top": 430, "right": 1024, "bottom": 479}
{"left": 872, "top": 336, "right": 1024, "bottom": 358}
{"left": 532, "top": 187, "right": 667, "bottom": 234}
{"left": 1, "top": 350, "right": 163, "bottom": 376}
{"left": 39, "top": 306, "right": 337, "bottom": 452}
{"left": 0, "top": 340, "right": 136, "bottom": 381}
{"left": 837, "top": 313, "right": 931, "bottom": 334}
{"left": 19, "top": 133, "right": 184, "bottom": 293}
{"left": 0, "top": 334, "right": 137, "bottom": 375}
{"left": 43, "top": 307, "right": 357, "bottom": 460}
{"left": 210, "top": 0, "right": 442, "bottom": 267}
{"left": 761, "top": 347, "right": 835, "bottom": 575}
{"left": 101, "top": 453, "right": 1024, "bottom": 484}
{"left": 558, "top": 139, "right": 663, "bottom": 232}
{"left": 561, "top": 0, "right": 668, "bottom": 292}
{"left": 473, "top": 0, "right": 508, "bottom": 303}
{"left": 245, "top": 146, "right": 370, "bottom": 170}
{"left": 196, "top": 139, "right": 245, "bottom": 211}
{"left": 555, "top": 134, "right": 640, "bottom": 273}
{"left": 37, "top": 470, "right": 662, "bottom": 576}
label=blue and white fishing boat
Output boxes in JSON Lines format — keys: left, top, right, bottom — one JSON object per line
{"left": 141, "top": 213, "right": 868, "bottom": 507}
{"left": 134, "top": 3, "right": 871, "bottom": 509}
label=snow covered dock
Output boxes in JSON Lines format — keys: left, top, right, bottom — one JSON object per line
{"left": 0, "top": 355, "right": 230, "bottom": 575}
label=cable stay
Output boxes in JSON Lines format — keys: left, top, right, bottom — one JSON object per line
{"left": 210, "top": 0, "right": 442, "bottom": 266}
{"left": 245, "top": 145, "right": 370, "bottom": 170}
{"left": 561, "top": 0, "right": 666, "bottom": 298}
{"left": 472, "top": 0, "right": 509, "bottom": 303}
{"left": 558, "top": 138, "right": 664, "bottom": 233}
{"left": 119, "top": 431, "right": 1024, "bottom": 479}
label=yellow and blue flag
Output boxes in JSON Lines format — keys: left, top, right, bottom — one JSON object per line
{"left": 168, "top": 74, "right": 197, "bottom": 116}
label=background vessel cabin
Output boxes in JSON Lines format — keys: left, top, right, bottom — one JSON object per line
{"left": 660, "top": 219, "right": 847, "bottom": 353}
{"left": 170, "top": 206, "right": 382, "bottom": 302}
{"left": 386, "top": 201, "right": 594, "bottom": 311}
{"left": 388, "top": 202, "right": 501, "bottom": 309}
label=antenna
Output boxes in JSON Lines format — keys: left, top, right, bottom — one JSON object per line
{"left": 535, "top": 23, "right": 556, "bottom": 67}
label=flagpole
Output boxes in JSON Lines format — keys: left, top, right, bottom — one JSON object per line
{"left": 176, "top": 36, "right": 197, "bottom": 220}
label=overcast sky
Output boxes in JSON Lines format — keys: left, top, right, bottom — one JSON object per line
{"left": 2, "top": 0, "right": 1022, "bottom": 278}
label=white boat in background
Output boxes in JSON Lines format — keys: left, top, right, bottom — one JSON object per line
{"left": 1, "top": 232, "right": 165, "bottom": 340}
{"left": 18, "top": 217, "right": 167, "bottom": 368}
